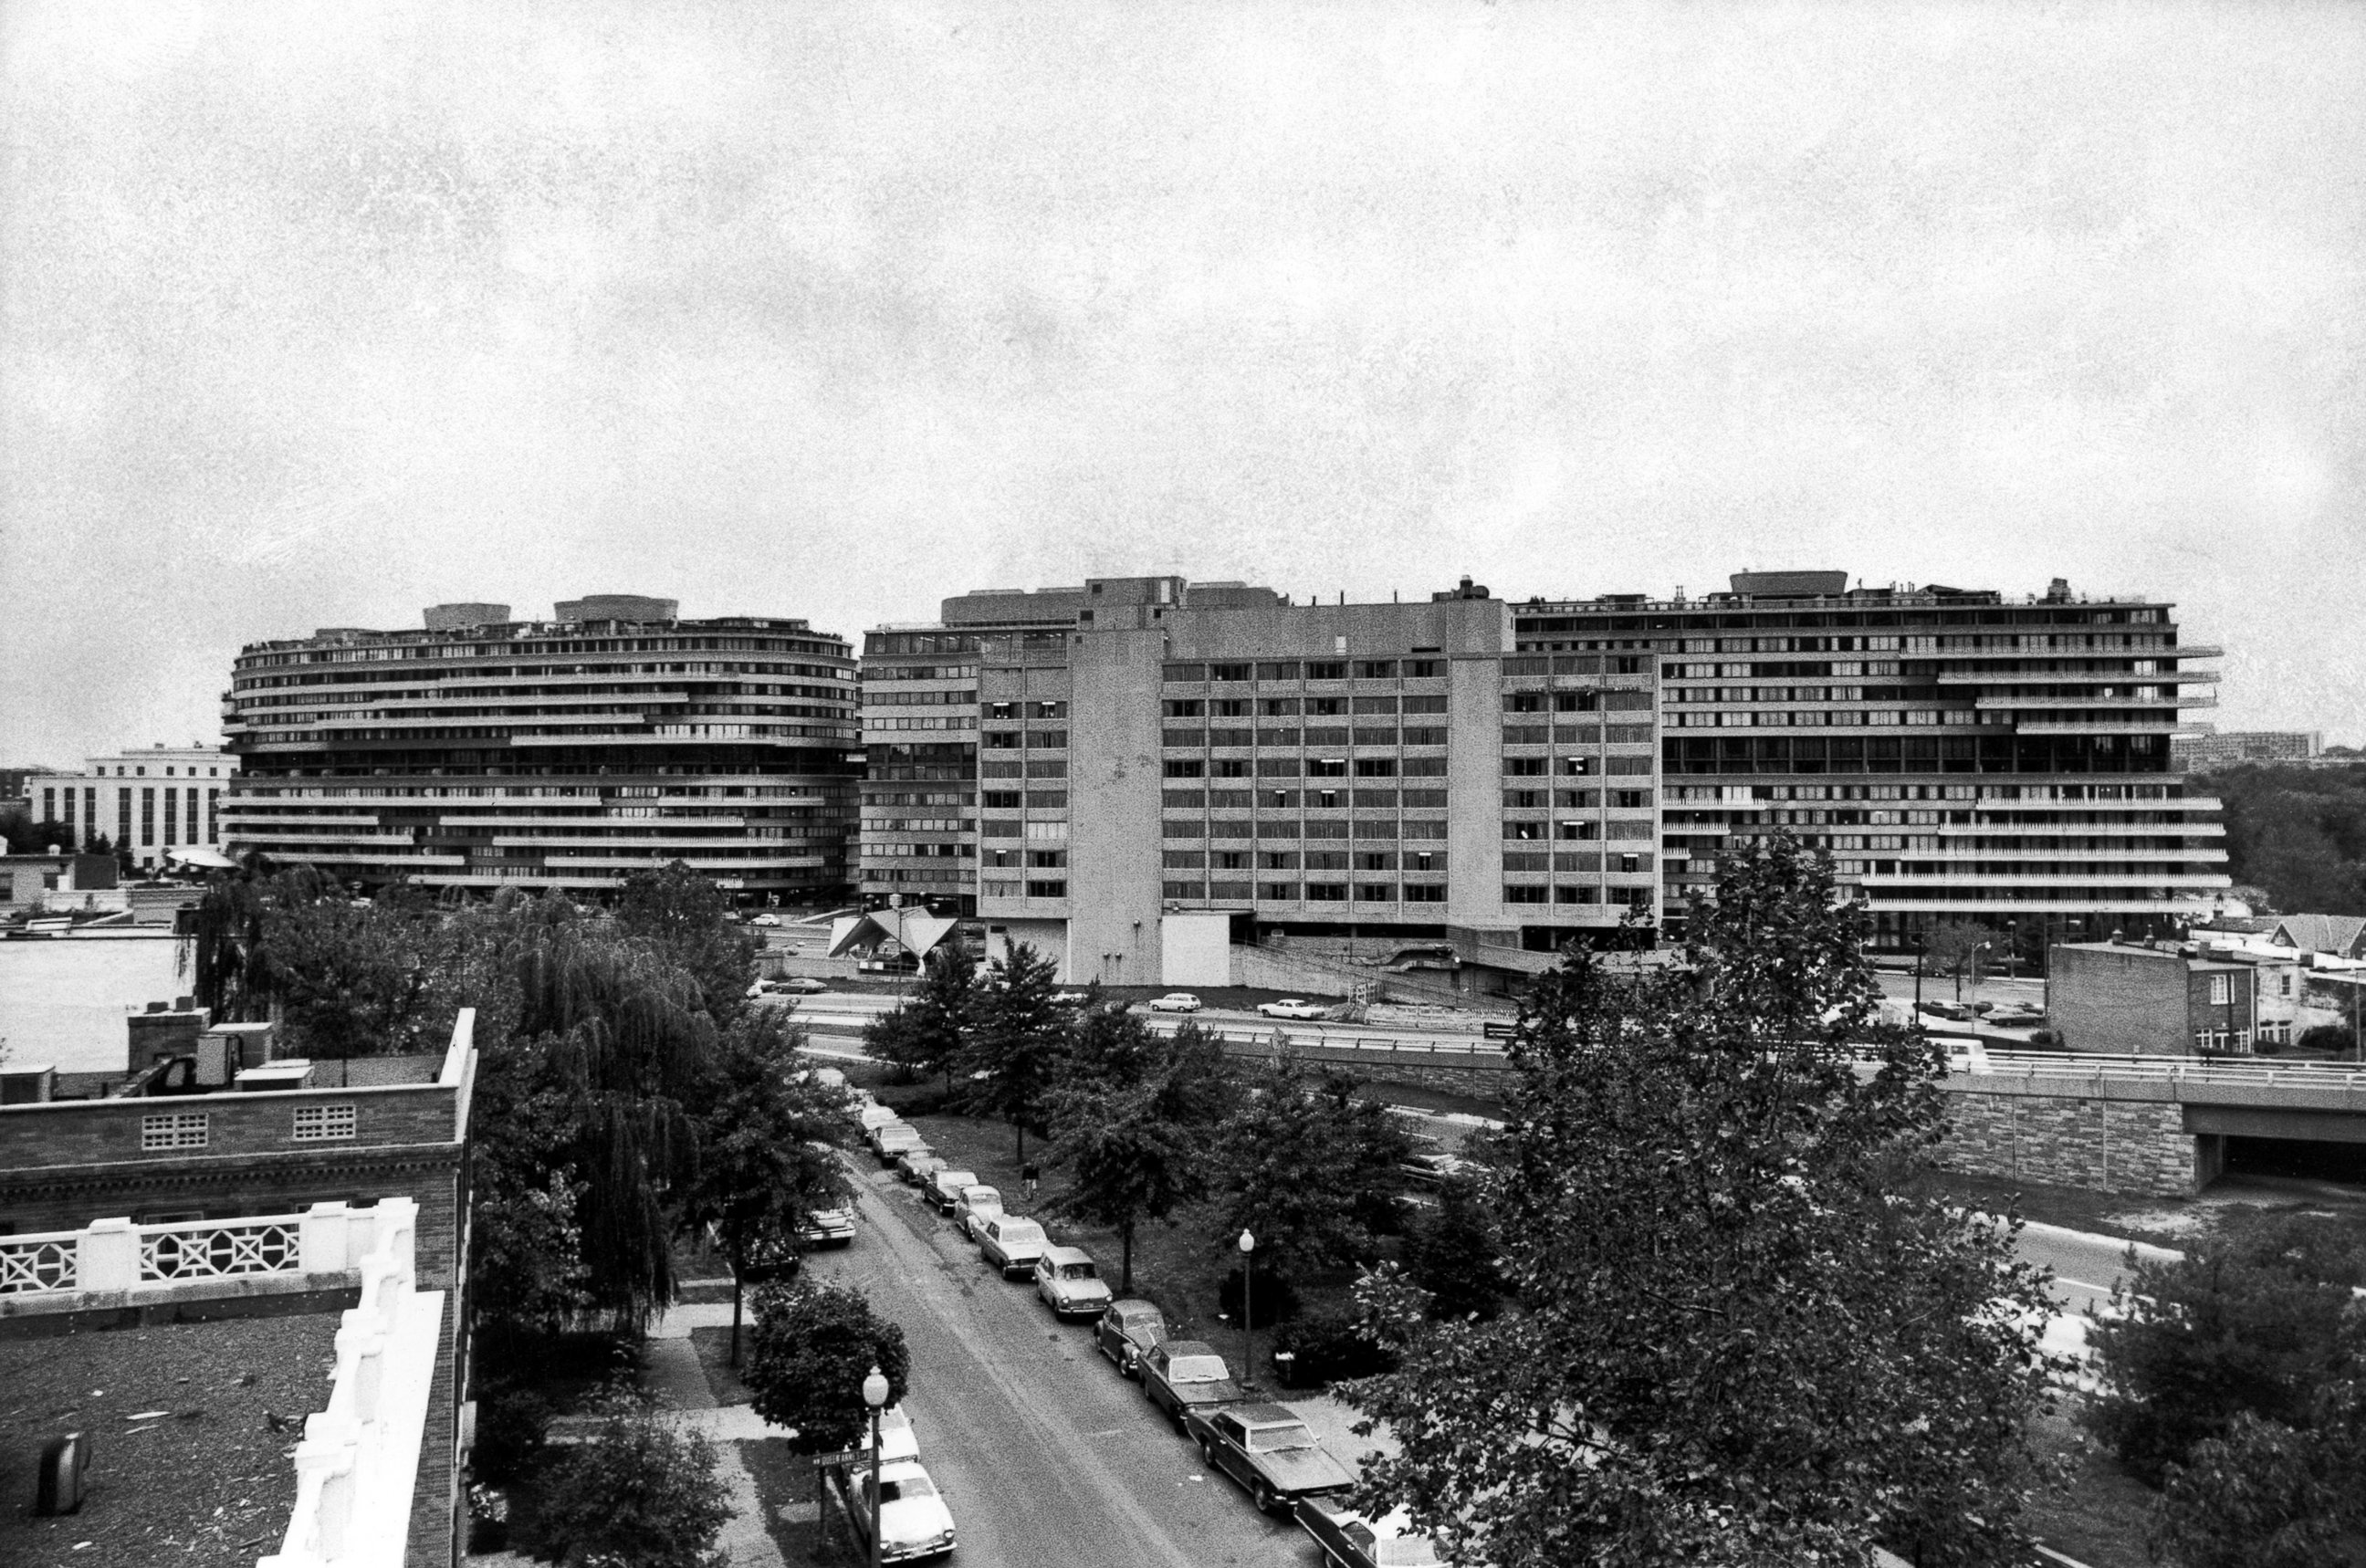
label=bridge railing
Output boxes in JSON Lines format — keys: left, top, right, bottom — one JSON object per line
{"left": 1979, "top": 1050, "right": 2366, "bottom": 1089}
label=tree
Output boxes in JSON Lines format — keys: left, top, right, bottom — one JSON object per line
{"left": 1042, "top": 1013, "right": 1235, "bottom": 1292}
{"left": 1401, "top": 1173, "right": 1503, "bottom": 1322}
{"left": 466, "top": 1040, "right": 592, "bottom": 1352}
{"left": 613, "top": 861, "right": 759, "bottom": 1025}
{"left": 864, "top": 946, "right": 973, "bottom": 1089}
{"left": 2151, "top": 1384, "right": 2366, "bottom": 1568}
{"left": 2086, "top": 1213, "right": 2365, "bottom": 1486}
{"left": 534, "top": 1385, "right": 732, "bottom": 1568}
{"left": 1343, "top": 835, "right": 2062, "bottom": 1568}
{"left": 683, "top": 1013, "right": 854, "bottom": 1364}
{"left": 962, "top": 942, "right": 1066, "bottom": 1164}
{"left": 1919, "top": 917, "right": 1993, "bottom": 998}
{"left": 1, "top": 817, "right": 74, "bottom": 854}
{"left": 744, "top": 1280, "right": 912, "bottom": 1455}
{"left": 2216, "top": 762, "right": 2366, "bottom": 917}
{"left": 1214, "top": 1051, "right": 1411, "bottom": 1290}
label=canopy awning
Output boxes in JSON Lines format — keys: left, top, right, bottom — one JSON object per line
{"left": 827, "top": 907, "right": 959, "bottom": 961}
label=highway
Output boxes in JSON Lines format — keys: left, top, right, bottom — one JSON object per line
{"left": 801, "top": 1156, "right": 1317, "bottom": 1568}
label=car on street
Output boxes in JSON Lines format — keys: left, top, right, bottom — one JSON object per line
{"left": 1295, "top": 1498, "right": 1450, "bottom": 1568}
{"left": 831, "top": 1457, "right": 955, "bottom": 1563}
{"left": 858, "top": 1102, "right": 901, "bottom": 1134}
{"left": 1032, "top": 1245, "right": 1115, "bottom": 1320}
{"left": 955, "top": 1185, "right": 1005, "bottom": 1239}
{"left": 975, "top": 1215, "right": 1050, "bottom": 1279}
{"left": 1094, "top": 1299, "right": 1169, "bottom": 1378}
{"left": 1919, "top": 999, "right": 1974, "bottom": 1021}
{"left": 1186, "top": 1402, "right": 1356, "bottom": 1516}
{"left": 1398, "top": 1149, "right": 1468, "bottom": 1189}
{"left": 871, "top": 1123, "right": 926, "bottom": 1164}
{"left": 750, "top": 914, "right": 782, "bottom": 927}
{"left": 1140, "top": 1340, "right": 1245, "bottom": 1428}
{"left": 897, "top": 1149, "right": 946, "bottom": 1186}
{"left": 1256, "top": 998, "right": 1330, "bottom": 1020}
{"left": 874, "top": 1402, "right": 918, "bottom": 1464}
{"left": 927, "top": 1168, "right": 980, "bottom": 1214}
{"left": 1984, "top": 1004, "right": 2045, "bottom": 1028}
{"left": 1146, "top": 991, "right": 1203, "bottom": 1013}
{"left": 1052, "top": 989, "right": 1092, "bottom": 1005}
{"left": 797, "top": 1205, "right": 857, "bottom": 1249}
{"left": 771, "top": 975, "right": 830, "bottom": 995}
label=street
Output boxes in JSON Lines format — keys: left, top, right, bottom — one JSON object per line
{"left": 801, "top": 1158, "right": 1323, "bottom": 1568}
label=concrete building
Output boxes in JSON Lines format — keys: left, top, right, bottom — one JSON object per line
{"left": 864, "top": 578, "right": 1659, "bottom": 990}
{"left": 19, "top": 744, "right": 240, "bottom": 872}
{"left": 219, "top": 599, "right": 860, "bottom": 902}
{"left": 0, "top": 1007, "right": 477, "bottom": 1567}
{"left": 2172, "top": 728, "right": 2323, "bottom": 770}
{"left": 1511, "top": 572, "right": 2227, "bottom": 946}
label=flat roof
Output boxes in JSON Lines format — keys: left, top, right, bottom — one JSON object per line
{"left": 0, "top": 1312, "right": 340, "bottom": 1567}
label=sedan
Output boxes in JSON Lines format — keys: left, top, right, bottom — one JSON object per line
{"left": 976, "top": 1216, "right": 1050, "bottom": 1280}
{"left": 1032, "top": 1246, "right": 1114, "bottom": 1321}
{"left": 1186, "top": 1402, "right": 1356, "bottom": 1517}
{"left": 750, "top": 914, "right": 782, "bottom": 927}
{"left": 775, "top": 975, "right": 830, "bottom": 995}
{"left": 1296, "top": 1498, "right": 1450, "bottom": 1568}
{"left": 896, "top": 1149, "right": 946, "bottom": 1186}
{"left": 955, "top": 1185, "right": 1005, "bottom": 1239}
{"left": 832, "top": 1458, "right": 955, "bottom": 1563}
{"left": 1094, "top": 1299, "right": 1169, "bottom": 1378}
{"left": 1257, "top": 998, "right": 1330, "bottom": 1020}
{"left": 1140, "top": 1340, "right": 1245, "bottom": 1428}
{"left": 926, "top": 1168, "right": 980, "bottom": 1215}
{"left": 796, "top": 1206, "right": 856, "bottom": 1249}
{"left": 1146, "top": 992, "right": 1203, "bottom": 1013}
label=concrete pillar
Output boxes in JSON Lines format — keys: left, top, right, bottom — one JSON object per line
{"left": 299, "top": 1202, "right": 352, "bottom": 1274}
{"left": 2193, "top": 1133, "right": 2225, "bottom": 1193}
{"left": 79, "top": 1218, "right": 139, "bottom": 1291}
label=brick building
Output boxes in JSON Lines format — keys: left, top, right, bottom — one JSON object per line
{"left": 0, "top": 1009, "right": 477, "bottom": 1565}
{"left": 2047, "top": 940, "right": 2260, "bottom": 1055}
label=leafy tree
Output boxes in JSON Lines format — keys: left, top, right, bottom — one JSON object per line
{"left": 534, "top": 1385, "right": 731, "bottom": 1568}
{"left": 744, "top": 1280, "right": 912, "bottom": 1455}
{"left": 2216, "top": 761, "right": 2366, "bottom": 916}
{"left": 466, "top": 1042, "right": 592, "bottom": 1349}
{"left": 2087, "top": 1213, "right": 2366, "bottom": 1486}
{"left": 1042, "top": 1012, "right": 1235, "bottom": 1292}
{"left": 864, "top": 946, "right": 973, "bottom": 1090}
{"left": 683, "top": 1012, "right": 854, "bottom": 1363}
{"left": 1402, "top": 1173, "right": 1503, "bottom": 1322}
{"left": 962, "top": 942, "right": 1066, "bottom": 1164}
{"left": 2152, "top": 1384, "right": 2366, "bottom": 1568}
{"left": 1344, "top": 835, "right": 2061, "bottom": 1568}
{"left": 1, "top": 817, "right": 74, "bottom": 854}
{"left": 613, "top": 861, "right": 758, "bottom": 1025}
{"left": 1919, "top": 917, "right": 1994, "bottom": 998}
{"left": 1215, "top": 1051, "right": 1411, "bottom": 1290}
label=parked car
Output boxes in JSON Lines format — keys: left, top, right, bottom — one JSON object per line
{"left": 776, "top": 975, "right": 830, "bottom": 995}
{"left": 1140, "top": 1340, "right": 1245, "bottom": 1428}
{"left": 1052, "top": 989, "right": 1092, "bottom": 1005}
{"left": 976, "top": 1215, "right": 1050, "bottom": 1279}
{"left": 1984, "top": 1004, "right": 2045, "bottom": 1028}
{"left": 874, "top": 1402, "right": 918, "bottom": 1464}
{"left": 1032, "top": 1246, "right": 1114, "bottom": 1320}
{"left": 831, "top": 1458, "right": 955, "bottom": 1563}
{"left": 1146, "top": 992, "right": 1204, "bottom": 1013}
{"left": 1257, "top": 998, "right": 1329, "bottom": 1020}
{"left": 1187, "top": 1401, "right": 1356, "bottom": 1516}
{"left": 871, "top": 1124, "right": 926, "bottom": 1164}
{"left": 1295, "top": 1498, "right": 1450, "bottom": 1568}
{"left": 750, "top": 914, "right": 782, "bottom": 927}
{"left": 797, "top": 1205, "right": 856, "bottom": 1249}
{"left": 955, "top": 1185, "right": 1005, "bottom": 1239}
{"left": 927, "top": 1168, "right": 980, "bottom": 1214}
{"left": 858, "top": 1102, "right": 901, "bottom": 1133}
{"left": 1094, "top": 1299, "right": 1169, "bottom": 1378}
{"left": 1919, "top": 999, "right": 1973, "bottom": 1021}
{"left": 897, "top": 1149, "right": 946, "bottom": 1186}
{"left": 1398, "top": 1150, "right": 1468, "bottom": 1189}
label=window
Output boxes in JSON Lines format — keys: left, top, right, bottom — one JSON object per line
{"left": 1558, "top": 757, "right": 1594, "bottom": 776}
{"left": 1162, "top": 850, "right": 1205, "bottom": 869}
{"left": 1164, "top": 664, "right": 1206, "bottom": 682}
{"left": 1163, "top": 699, "right": 1204, "bottom": 717}
{"left": 1164, "top": 759, "right": 1205, "bottom": 779}
{"left": 1504, "top": 693, "right": 1546, "bottom": 713}
{"left": 1259, "top": 697, "right": 1300, "bottom": 716}
{"left": 1502, "top": 885, "right": 1549, "bottom": 904}
{"left": 1505, "top": 821, "right": 1544, "bottom": 841}
{"left": 1304, "top": 882, "right": 1348, "bottom": 901}
{"left": 1209, "top": 663, "right": 1251, "bottom": 682}
{"left": 1613, "top": 789, "right": 1651, "bottom": 810}
{"left": 985, "top": 790, "right": 1023, "bottom": 809}
{"left": 1403, "top": 883, "right": 1446, "bottom": 902}
{"left": 1353, "top": 758, "right": 1396, "bottom": 778}
{"left": 2208, "top": 975, "right": 2231, "bottom": 1005}
{"left": 1304, "top": 661, "right": 1345, "bottom": 680}
{"left": 293, "top": 1104, "right": 357, "bottom": 1142}
{"left": 1028, "top": 850, "right": 1067, "bottom": 868}
{"left": 1259, "top": 882, "right": 1300, "bottom": 901}
{"left": 1025, "top": 880, "right": 1068, "bottom": 898}
{"left": 1503, "top": 758, "right": 1546, "bottom": 777}
{"left": 1405, "top": 659, "right": 1441, "bottom": 677}
{"left": 141, "top": 1112, "right": 209, "bottom": 1150}
{"left": 1257, "top": 662, "right": 1300, "bottom": 681}
{"left": 1306, "top": 758, "right": 1347, "bottom": 778}
{"left": 1306, "top": 695, "right": 1345, "bottom": 716}
{"left": 1214, "top": 851, "right": 1250, "bottom": 871}
{"left": 1356, "top": 660, "right": 1397, "bottom": 679}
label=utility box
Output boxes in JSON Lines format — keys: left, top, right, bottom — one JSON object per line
{"left": 35, "top": 1431, "right": 89, "bottom": 1516}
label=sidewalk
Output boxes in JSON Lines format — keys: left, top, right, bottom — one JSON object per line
{"left": 645, "top": 1306, "right": 789, "bottom": 1568}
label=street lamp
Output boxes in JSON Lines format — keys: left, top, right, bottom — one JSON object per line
{"left": 1969, "top": 941, "right": 1991, "bottom": 1014}
{"left": 863, "top": 1364, "right": 888, "bottom": 1568}
{"left": 1238, "top": 1230, "right": 1256, "bottom": 1389}
{"left": 1913, "top": 934, "right": 1926, "bottom": 1017}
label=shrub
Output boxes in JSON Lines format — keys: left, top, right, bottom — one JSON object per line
{"left": 743, "top": 1279, "right": 911, "bottom": 1455}
{"left": 467, "top": 1380, "right": 550, "bottom": 1486}
{"left": 1272, "top": 1302, "right": 1398, "bottom": 1387}
{"left": 534, "top": 1386, "right": 731, "bottom": 1568}
{"left": 1217, "top": 1264, "right": 1299, "bottom": 1330}
{"left": 2298, "top": 1023, "right": 2359, "bottom": 1056}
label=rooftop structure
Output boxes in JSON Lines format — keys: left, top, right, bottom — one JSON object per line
{"left": 219, "top": 599, "right": 860, "bottom": 902}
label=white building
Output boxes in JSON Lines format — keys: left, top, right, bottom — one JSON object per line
{"left": 24, "top": 744, "right": 241, "bottom": 871}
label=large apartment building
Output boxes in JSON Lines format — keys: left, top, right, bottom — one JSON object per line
{"left": 220, "top": 596, "right": 860, "bottom": 899}
{"left": 1511, "top": 571, "right": 2227, "bottom": 945}
{"left": 863, "top": 577, "right": 1659, "bottom": 986}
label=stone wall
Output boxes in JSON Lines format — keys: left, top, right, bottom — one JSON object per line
{"left": 1934, "top": 1082, "right": 2195, "bottom": 1197}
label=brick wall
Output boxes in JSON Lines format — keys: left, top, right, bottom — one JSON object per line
{"left": 2050, "top": 945, "right": 2190, "bottom": 1055}
{"left": 1934, "top": 1082, "right": 2194, "bottom": 1197}
{"left": 0, "top": 1082, "right": 459, "bottom": 1169}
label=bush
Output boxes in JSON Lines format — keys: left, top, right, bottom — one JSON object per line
{"left": 1272, "top": 1302, "right": 1398, "bottom": 1387}
{"left": 1217, "top": 1264, "right": 1299, "bottom": 1330}
{"left": 744, "top": 1279, "right": 911, "bottom": 1455}
{"left": 534, "top": 1386, "right": 731, "bottom": 1568}
{"left": 1404, "top": 1177, "right": 1504, "bottom": 1322}
{"left": 2298, "top": 1023, "right": 2359, "bottom": 1056}
{"left": 468, "top": 1380, "right": 550, "bottom": 1486}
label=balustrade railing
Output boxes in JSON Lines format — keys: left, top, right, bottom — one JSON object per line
{"left": 0, "top": 1203, "right": 387, "bottom": 1299}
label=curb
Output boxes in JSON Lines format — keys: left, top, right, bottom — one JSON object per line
{"left": 2016, "top": 1218, "right": 2183, "bottom": 1265}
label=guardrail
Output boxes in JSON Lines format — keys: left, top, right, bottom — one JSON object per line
{"left": 1977, "top": 1050, "right": 2366, "bottom": 1089}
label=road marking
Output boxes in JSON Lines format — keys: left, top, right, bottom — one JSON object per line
{"left": 2055, "top": 1278, "right": 2117, "bottom": 1295}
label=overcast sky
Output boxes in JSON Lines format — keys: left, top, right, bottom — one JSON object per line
{"left": 4, "top": 0, "right": 2361, "bottom": 766}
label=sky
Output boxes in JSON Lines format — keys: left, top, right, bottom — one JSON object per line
{"left": 4, "top": 0, "right": 2361, "bottom": 766}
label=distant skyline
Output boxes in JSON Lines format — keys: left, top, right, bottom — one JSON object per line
{"left": 5, "top": 2, "right": 2362, "bottom": 765}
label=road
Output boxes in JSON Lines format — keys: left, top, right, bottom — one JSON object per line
{"left": 801, "top": 1156, "right": 1318, "bottom": 1568}
{"left": 2015, "top": 1222, "right": 2171, "bottom": 1317}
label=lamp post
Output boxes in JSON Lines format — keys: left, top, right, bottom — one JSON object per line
{"left": 1237, "top": 1229, "right": 1256, "bottom": 1389}
{"left": 1913, "top": 934, "right": 1925, "bottom": 1017}
{"left": 862, "top": 1364, "right": 888, "bottom": 1568}
{"left": 1969, "top": 941, "right": 1991, "bottom": 1016}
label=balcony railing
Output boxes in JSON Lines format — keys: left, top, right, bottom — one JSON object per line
{"left": 0, "top": 1203, "right": 392, "bottom": 1300}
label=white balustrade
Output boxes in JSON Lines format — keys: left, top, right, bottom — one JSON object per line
{"left": 0, "top": 1201, "right": 392, "bottom": 1299}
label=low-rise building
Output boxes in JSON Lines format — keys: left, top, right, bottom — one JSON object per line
{"left": 2172, "top": 728, "right": 2323, "bottom": 770}
{"left": 18, "top": 744, "right": 240, "bottom": 873}
{"left": 2049, "top": 939, "right": 2263, "bottom": 1054}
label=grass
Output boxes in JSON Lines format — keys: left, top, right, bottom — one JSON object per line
{"left": 1912, "top": 1169, "right": 2198, "bottom": 1248}
{"left": 688, "top": 1326, "right": 755, "bottom": 1406}
{"left": 739, "top": 1436, "right": 852, "bottom": 1565}
{"left": 2021, "top": 1402, "right": 2160, "bottom": 1568}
